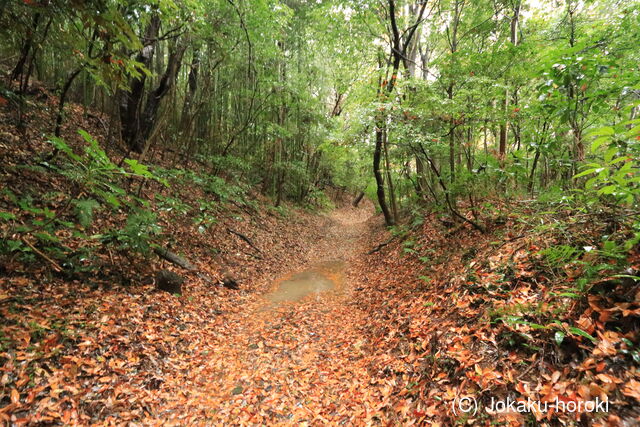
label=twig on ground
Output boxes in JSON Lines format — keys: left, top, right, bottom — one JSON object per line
{"left": 22, "top": 238, "right": 63, "bottom": 271}
{"left": 226, "top": 227, "right": 263, "bottom": 256}
{"left": 368, "top": 236, "right": 397, "bottom": 254}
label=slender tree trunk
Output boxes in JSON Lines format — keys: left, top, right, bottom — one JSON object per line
{"left": 383, "top": 128, "right": 399, "bottom": 223}
{"left": 499, "top": 0, "right": 520, "bottom": 166}
{"left": 352, "top": 191, "right": 365, "bottom": 207}
{"left": 181, "top": 48, "right": 200, "bottom": 134}
{"left": 417, "top": 144, "right": 484, "bottom": 232}
{"left": 447, "top": 86, "right": 456, "bottom": 184}
{"left": 498, "top": 98, "right": 508, "bottom": 164}
{"left": 54, "top": 68, "right": 83, "bottom": 137}
{"left": 415, "top": 155, "right": 428, "bottom": 201}
{"left": 372, "top": 0, "right": 426, "bottom": 226}
{"left": 528, "top": 149, "right": 541, "bottom": 194}
{"left": 11, "top": 13, "right": 41, "bottom": 84}
{"left": 374, "top": 126, "right": 394, "bottom": 225}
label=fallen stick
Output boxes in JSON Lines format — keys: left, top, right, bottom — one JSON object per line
{"left": 368, "top": 236, "right": 397, "bottom": 255}
{"left": 22, "top": 238, "right": 62, "bottom": 272}
{"left": 153, "top": 247, "right": 196, "bottom": 270}
{"left": 226, "top": 228, "right": 262, "bottom": 256}
{"left": 153, "top": 246, "right": 222, "bottom": 287}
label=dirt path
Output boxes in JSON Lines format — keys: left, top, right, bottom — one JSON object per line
{"left": 149, "top": 207, "right": 388, "bottom": 424}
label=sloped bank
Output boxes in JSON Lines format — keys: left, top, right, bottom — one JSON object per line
{"left": 350, "top": 209, "right": 640, "bottom": 426}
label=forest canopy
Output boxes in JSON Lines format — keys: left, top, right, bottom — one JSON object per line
{"left": 1, "top": 0, "right": 638, "bottom": 217}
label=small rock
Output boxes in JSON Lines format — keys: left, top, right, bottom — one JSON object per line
{"left": 222, "top": 275, "right": 239, "bottom": 290}
{"left": 156, "top": 270, "right": 185, "bottom": 294}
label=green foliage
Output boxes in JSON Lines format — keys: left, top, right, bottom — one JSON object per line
{"left": 0, "top": 132, "right": 169, "bottom": 266}
{"left": 194, "top": 200, "right": 218, "bottom": 233}
{"left": 109, "top": 210, "right": 162, "bottom": 255}
{"left": 539, "top": 245, "right": 581, "bottom": 269}
{"left": 575, "top": 119, "right": 640, "bottom": 207}
{"left": 49, "top": 131, "right": 166, "bottom": 208}
{"left": 204, "top": 176, "right": 244, "bottom": 202}
{"left": 73, "top": 199, "right": 100, "bottom": 228}
{"left": 156, "top": 195, "right": 192, "bottom": 216}
{"left": 304, "top": 189, "right": 335, "bottom": 212}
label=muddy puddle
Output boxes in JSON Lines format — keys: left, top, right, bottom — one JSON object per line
{"left": 266, "top": 260, "right": 345, "bottom": 303}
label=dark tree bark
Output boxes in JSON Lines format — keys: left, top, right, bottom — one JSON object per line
{"left": 120, "top": 15, "right": 161, "bottom": 153}
{"left": 415, "top": 155, "right": 429, "bottom": 201}
{"left": 498, "top": 111, "right": 507, "bottom": 164}
{"left": 11, "top": 13, "right": 41, "bottom": 84}
{"left": 373, "top": 128, "right": 393, "bottom": 224}
{"left": 137, "top": 41, "right": 187, "bottom": 149}
{"left": 416, "top": 144, "right": 485, "bottom": 233}
{"left": 54, "top": 68, "right": 82, "bottom": 137}
{"left": 180, "top": 48, "right": 200, "bottom": 133}
{"left": 352, "top": 191, "right": 365, "bottom": 207}
{"left": 443, "top": 1, "right": 464, "bottom": 183}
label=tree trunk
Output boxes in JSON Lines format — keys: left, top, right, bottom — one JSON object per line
{"left": 180, "top": 48, "right": 200, "bottom": 136}
{"left": 374, "top": 125, "right": 394, "bottom": 226}
{"left": 372, "top": 0, "right": 426, "bottom": 227}
{"left": 11, "top": 13, "right": 41, "bottom": 84}
{"left": 498, "top": 109, "right": 507, "bottom": 164}
{"left": 415, "top": 155, "right": 428, "bottom": 201}
{"left": 120, "top": 15, "right": 161, "bottom": 153}
{"left": 499, "top": 0, "right": 520, "bottom": 166}
{"left": 137, "top": 41, "right": 187, "bottom": 152}
{"left": 352, "top": 191, "right": 365, "bottom": 207}
{"left": 528, "top": 149, "right": 541, "bottom": 194}
{"left": 383, "top": 128, "right": 399, "bottom": 223}
{"left": 448, "top": 85, "right": 456, "bottom": 183}
{"left": 54, "top": 68, "right": 83, "bottom": 137}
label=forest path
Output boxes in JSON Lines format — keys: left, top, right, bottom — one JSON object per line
{"left": 151, "top": 206, "right": 388, "bottom": 424}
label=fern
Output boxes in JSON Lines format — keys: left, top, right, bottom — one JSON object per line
{"left": 539, "top": 245, "right": 580, "bottom": 268}
{"left": 73, "top": 198, "right": 100, "bottom": 228}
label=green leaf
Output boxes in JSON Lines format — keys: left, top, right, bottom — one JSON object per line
{"left": 604, "top": 146, "right": 618, "bottom": 163}
{"left": 597, "top": 185, "right": 616, "bottom": 195}
{"left": 74, "top": 199, "right": 100, "bottom": 228}
{"left": 49, "top": 137, "right": 81, "bottom": 162}
{"left": 590, "top": 136, "right": 609, "bottom": 152}
{"left": 34, "top": 231, "right": 60, "bottom": 243}
{"left": 554, "top": 331, "right": 565, "bottom": 346}
{"left": 625, "top": 124, "right": 640, "bottom": 136}
{"left": 124, "top": 158, "right": 152, "bottom": 178}
{"left": 7, "top": 240, "right": 26, "bottom": 252}
{"left": 585, "top": 176, "right": 599, "bottom": 189}
{"left": 574, "top": 167, "right": 600, "bottom": 178}
{"left": 587, "top": 126, "right": 614, "bottom": 137}
{"left": 557, "top": 292, "right": 580, "bottom": 298}
{"left": 0, "top": 211, "right": 16, "bottom": 221}
{"left": 568, "top": 326, "right": 596, "bottom": 342}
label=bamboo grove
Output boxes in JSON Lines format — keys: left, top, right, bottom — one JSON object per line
{"left": 1, "top": 0, "right": 639, "bottom": 221}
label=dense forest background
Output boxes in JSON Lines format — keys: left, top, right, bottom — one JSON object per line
{"left": 1, "top": 0, "right": 639, "bottom": 424}
{"left": 2, "top": 0, "right": 639, "bottom": 216}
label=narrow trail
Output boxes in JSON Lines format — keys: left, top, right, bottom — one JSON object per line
{"left": 151, "top": 207, "right": 388, "bottom": 424}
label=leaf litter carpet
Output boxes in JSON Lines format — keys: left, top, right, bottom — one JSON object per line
{"left": 145, "top": 207, "right": 389, "bottom": 425}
